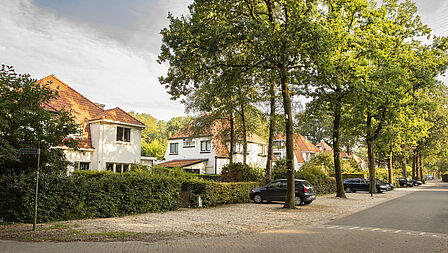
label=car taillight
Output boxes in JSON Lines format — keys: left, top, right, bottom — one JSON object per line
{"left": 303, "top": 187, "right": 308, "bottom": 193}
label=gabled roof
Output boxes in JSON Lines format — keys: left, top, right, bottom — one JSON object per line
{"left": 37, "top": 75, "right": 145, "bottom": 149}
{"left": 38, "top": 75, "right": 104, "bottom": 124}
{"left": 90, "top": 107, "right": 145, "bottom": 127}
{"left": 170, "top": 117, "right": 267, "bottom": 157}
{"left": 157, "top": 159, "right": 208, "bottom": 168}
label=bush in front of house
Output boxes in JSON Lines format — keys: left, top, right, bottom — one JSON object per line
{"left": 220, "top": 163, "right": 264, "bottom": 183}
{"left": 0, "top": 171, "right": 181, "bottom": 223}
{"left": 181, "top": 179, "right": 259, "bottom": 207}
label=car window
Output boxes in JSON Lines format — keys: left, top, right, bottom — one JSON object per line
{"left": 301, "top": 181, "right": 312, "bottom": 187}
{"left": 268, "top": 181, "right": 282, "bottom": 189}
{"left": 354, "top": 179, "right": 361, "bottom": 183}
{"left": 279, "top": 181, "right": 287, "bottom": 188}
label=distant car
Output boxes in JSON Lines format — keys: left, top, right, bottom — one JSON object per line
{"left": 396, "top": 177, "right": 413, "bottom": 187}
{"left": 343, "top": 178, "right": 388, "bottom": 193}
{"left": 376, "top": 179, "right": 394, "bottom": 190}
{"left": 411, "top": 179, "right": 422, "bottom": 186}
{"left": 250, "top": 179, "right": 316, "bottom": 206}
{"left": 425, "top": 175, "right": 433, "bottom": 181}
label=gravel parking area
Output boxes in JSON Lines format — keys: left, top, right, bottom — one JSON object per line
{"left": 62, "top": 187, "right": 416, "bottom": 236}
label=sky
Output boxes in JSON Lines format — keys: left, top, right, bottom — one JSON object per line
{"left": 0, "top": 0, "right": 447, "bottom": 121}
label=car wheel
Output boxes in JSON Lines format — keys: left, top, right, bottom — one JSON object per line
{"left": 345, "top": 186, "right": 352, "bottom": 193}
{"left": 295, "top": 196, "right": 304, "bottom": 206}
{"left": 253, "top": 194, "right": 263, "bottom": 204}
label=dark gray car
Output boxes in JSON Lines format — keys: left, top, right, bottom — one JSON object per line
{"left": 250, "top": 179, "right": 316, "bottom": 205}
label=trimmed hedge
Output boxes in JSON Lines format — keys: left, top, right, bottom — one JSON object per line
{"left": 181, "top": 179, "right": 259, "bottom": 207}
{"left": 0, "top": 171, "right": 181, "bottom": 223}
{"left": 312, "top": 178, "right": 337, "bottom": 195}
{"left": 188, "top": 173, "right": 222, "bottom": 182}
{"left": 442, "top": 173, "right": 448, "bottom": 182}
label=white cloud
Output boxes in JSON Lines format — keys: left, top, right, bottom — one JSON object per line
{"left": 0, "top": 0, "right": 186, "bottom": 121}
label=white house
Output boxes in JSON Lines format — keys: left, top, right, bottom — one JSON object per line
{"left": 158, "top": 118, "right": 268, "bottom": 174}
{"left": 273, "top": 133, "right": 321, "bottom": 170}
{"left": 38, "top": 75, "right": 147, "bottom": 173}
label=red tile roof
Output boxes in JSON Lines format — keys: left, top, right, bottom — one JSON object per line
{"left": 274, "top": 133, "right": 320, "bottom": 164}
{"left": 91, "top": 107, "right": 145, "bottom": 126}
{"left": 157, "top": 159, "right": 208, "bottom": 168}
{"left": 37, "top": 75, "right": 145, "bottom": 149}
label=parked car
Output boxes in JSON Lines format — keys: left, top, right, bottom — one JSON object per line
{"left": 396, "top": 177, "right": 413, "bottom": 187}
{"left": 376, "top": 179, "right": 394, "bottom": 190}
{"left": 343, "top": 178, "right": 388, "bottom": 193}
{"left": 411, "top": 179, "right": 422, "bottom": 186}
{"left": 425, "top": 175, "right": 433, "bottom": 181}
{"left": 250, "top": 179, "right": 316, "bottom": 205}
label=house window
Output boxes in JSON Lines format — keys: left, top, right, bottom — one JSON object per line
{"left": 200, "top": 140, "right": 211, "bottom": 152}
{"left": 170, "top": 143, "right": 179, "bottom": 154}
{"left": 273, "top": 152, "right": 281, "bottom": 159}
{"left": 69, "top": 125, "right": 84, "bottom": 140}
{"left": 183, "top": 139, "right": 195, "bottom": 148}
{"left": 258, "top": 144, "right": 265, "bottom": 155}
{"left": 106, "top": 163, "right": 114, "bottom": 172}
{"left": 273, "top": 140, "right": 282, "bottom": 149}
{"left": 74, "top": 161, "right": 89, "bottom": 171}
{"left": 116, "top": 127, "right": 131, "bottom": 142}
{"left": 184, "top": 168, "right": 200, "bottom": 174}
{"left": 79, "top": 162, "right": 89, "bottom": 170}
{"left": 106, "top": 163, "right": 130, "bottom": 173}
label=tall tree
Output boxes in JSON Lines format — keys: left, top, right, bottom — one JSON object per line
{"left": 159, "top": 0, "right": 320, "bottom": 208}
{"left": 0, "top": 66, "right": 78, "bottom": 175}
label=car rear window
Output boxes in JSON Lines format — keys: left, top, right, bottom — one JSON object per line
{"left": 301, "top": 181, "right": 312, "bottom": 187}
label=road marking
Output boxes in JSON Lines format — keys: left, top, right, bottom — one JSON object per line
{"left": 318, "top": 225, "right": 446, "bottom": 238}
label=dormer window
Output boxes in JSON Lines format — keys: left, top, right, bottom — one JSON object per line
{"left": 117, "top": 126, "right": 130, "bottom": 142}
{"left": 273, "top": 140, "right": 282, "bottom": 149}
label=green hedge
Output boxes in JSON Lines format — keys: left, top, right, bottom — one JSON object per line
{"left": 0, "top": 171, "right": 181, "bottom": 223}
{"left": 311, "top": 178, "right": 337, "bottom": 195}
{"left": 442, "top": 173, "right": 448, "bottom": 182}
{"left": 181, "top": 179, "right": 259, "bottom": 207}
{"left": 188, "top": 173, "right": 222, "bottom": 182}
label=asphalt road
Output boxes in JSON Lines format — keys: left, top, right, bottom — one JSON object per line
{"left": 1, "top": 181, "right": 447, "bottom": 252}
{"left": 327, "top": 181, "right": 448, "bottom": 234}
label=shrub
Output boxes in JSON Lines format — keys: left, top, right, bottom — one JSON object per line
{"left": 181, "top": 179, "right": 259, "bottom": 207}
{"left": 312, "top": 178, "right": 337, "bottom": 195}
{"left": 221, "top": 163, "right": 264, "bottom": 183}
{"left": 0, "top": 171, "right": 181, "bottom": 223}
{"left": 188, "top": 173, "right": 222, "bottom": 181}
{"left": 442, "top": 173, "right": 448, "bottom": 182}
{"left": 272, "top": 159, "right": 288, "bottom": 180}
{"left": 295, "top": 163, "right": 328, "bottom": 186}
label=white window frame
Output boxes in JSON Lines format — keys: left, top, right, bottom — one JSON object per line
{"left": 170, "top": 142, "right": 179, "bottom": 154}
{"left": 200, "top": 140, "right": 211, "bottom": 153}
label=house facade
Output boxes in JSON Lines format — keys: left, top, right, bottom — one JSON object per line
{"left": 273, "top": 133, "right": 321, "bottom": 170}
{"left": 158, "top": 118, "right": 268, "bottom": 174}
{"left": 38, "top": 75, "right": 146, "bottom": 173}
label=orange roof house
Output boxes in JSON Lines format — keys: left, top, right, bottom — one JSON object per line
{"left": 38, "top": 75, "right": 146, "bottom": 172}
{"left": 273, "top": 133, "right": 321, "bottom": 169}
{"left": 160, "top": 117, "right": 268, "bottom": 174}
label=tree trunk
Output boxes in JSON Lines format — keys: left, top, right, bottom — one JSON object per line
{"left": 412, "top": 149, "right": 417, "bottom": 180}
{"left": 366, "top": 113, "right": 376, "bottom": 196}
{"left": 241, "top": 102, "right": 247, "bottom": 168}
{"left": 229, "top": 115, "right": 234, "bottom": 165}
{"left": 265, "top": 83, "right": 276, "bottom": 185}
{"left": 280, "top": 68, "right": 295, "bottom": 209}
{"left": 333, "top": 108, "right": 346, "bottom": 198}
{"left": 419, "top": 153, "right": 423, "bottom": 181}
{"left": 402, "top": 145, "right": 407, "bottom": 179}
{"left": 387, "top": 151, "right": 393, "bottom": 184}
